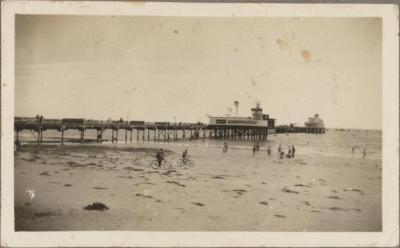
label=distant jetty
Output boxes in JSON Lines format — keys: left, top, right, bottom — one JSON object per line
{"left": 14, "top": 105, "right": 325, "bottom": 144}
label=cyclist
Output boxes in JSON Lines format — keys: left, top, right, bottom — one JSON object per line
{"left": 156, "top": 149, "right": 165, "bottom": 167}
{"left": 182, "top": 148, "right": 189, "bottom": 164}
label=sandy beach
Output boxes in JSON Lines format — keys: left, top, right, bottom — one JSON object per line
{"left": 14, "top": 130, "right": 382, "bottom": 231}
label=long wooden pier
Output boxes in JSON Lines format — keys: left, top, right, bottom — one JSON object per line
{"left": 14, "top": 118, "right": 274, "bottom": 144}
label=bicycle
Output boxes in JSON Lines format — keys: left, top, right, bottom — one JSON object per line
{"left": 177, "top": 157, "right": 195, "bottom": 168}
{"left": 150, "top": 159, "right": 172, "bottom": 170}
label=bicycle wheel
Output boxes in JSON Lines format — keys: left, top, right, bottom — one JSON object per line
{"left": 188, "top": 159, "right": 195, "bottom": 167}
{"left": 162, "top": 160, "right": 172, "bottom": 170}
{"left": 177, "top": 159, "right": 184, "bottom": 167}
{"left": 151, "top": 160, "right": 160, "bottom": 169}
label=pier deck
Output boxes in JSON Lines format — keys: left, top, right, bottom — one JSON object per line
{"left": 14, "top": 118, "right": 325, "bottom": 144}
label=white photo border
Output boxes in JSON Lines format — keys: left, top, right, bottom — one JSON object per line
{"left": 1, "top": 1, "right": 398, "bottom": 247}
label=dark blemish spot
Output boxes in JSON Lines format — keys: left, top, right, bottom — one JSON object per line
{"left": 64, "top": 184, "right": 72, "bottom": 187}
{"left": 233, "top": 48, "right": 238, "bottom": 52}
{"left": 274, "top": 214, "right": 285, "bottom": 218}
{"left": 259, "top": 201, "right": 268, "bottom": 205}
{"left": 276, "top": 38, "right": 288, "bottom": 49}
{"left": 174, "top": 30, "right": 179, "bottom": 34}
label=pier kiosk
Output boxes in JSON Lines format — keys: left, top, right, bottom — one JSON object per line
{"left": 207, "top": 103, "right": 273, "bottom": 140}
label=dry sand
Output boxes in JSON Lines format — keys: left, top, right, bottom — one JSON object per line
{"left": 14, "top": 137, "right": 381, "bottom": 231}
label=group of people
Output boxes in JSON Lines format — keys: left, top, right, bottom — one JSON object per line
{"left": 252, "top": 142, "right": 260, "bottom": 156}
{"left": 272, "top": 144, "right": 296, "bottom": 159}
{"left": 155, "top": 147, "right": 190, "bottom": 167}
{"left": 352, "top": 146, "right": 367, "bottom": 158}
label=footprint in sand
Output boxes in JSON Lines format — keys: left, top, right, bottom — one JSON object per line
{"left": 123, "top": 166, "right": 144, "bottom": 172}
{"left": 93, "top": 187, "right": 107, "bottom": 190}
{"left": 328, "top": 207, "right": 361, "bottom": 212}
{"left": 191, "top": 202, "right": 205, "bottom": 207}
{"left": 281, "top": 188, "right": 299, "bottom": 194}
{"left": 64, "top": 184, "right": 72, "bottom": 187}
{"left": 274, "top": 214, "right": 285, "bottom": 218}
{"left": 232, "top": 189, "right": 247, "bottom": 196}
{"left": 135, "top": 193, "right": 153, "bottom": 199}
{"left": 34, "top": 211, "right": 60, "bottom": 218}
{"left": 302, "top": 201, "right": 311, "bottom": 206}
{"left": 326, "top": 195, "right": 341, "bottom": 200}
{"left": 259, "top": 201, "right": 269, "bottom": 206}
{"left": 119, "top": 176, "right": 134, "bottom": 179}
{"left": 343, "top": 188, "right": 365, "bottom": 195}
{"left": 39, "top": 171, "right": 50, "bottom": 176}
{"left": 294, "top": 184, "right": 311, "bottom": 188}
{"left": 165, "top": 181, "right": 186, "bottom": 187}
{"left": 212, "top": 176, "right": 225, "bottom": 179}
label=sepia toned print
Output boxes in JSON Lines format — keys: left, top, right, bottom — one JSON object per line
{"left": 1, "top": 1, "right": 398, "bottom": 247}
{"left": 13, "top": 15, "right": 382, "bottom": 231}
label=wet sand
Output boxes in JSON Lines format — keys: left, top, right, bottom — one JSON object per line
{"left": 14, "top": 141, "right": 381, "bottom": 231}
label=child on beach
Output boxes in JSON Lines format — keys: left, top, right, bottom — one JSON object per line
{"left": 279, "top": 151, "right": 285, "bottom": 159}
{"left": 252, "top": 145, "right": 256, "bottom": 157}
{"left": 278, "top": 144, "right": 282, "bottom": 153}
{"left": 363, "top": 148, "right": 367, "bottom": 158}
{"left": 267, "top": 145, "right": 271, "bottom": 156}
{"left": 352, "top": 145, "right": 355, "bottom": 156}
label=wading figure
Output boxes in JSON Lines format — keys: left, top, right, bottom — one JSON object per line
{"left": 252, "top": 145, "right": 256, "bottom": 157}
{"left": 267, "top": 145, "right": 271, "bottom": 157}
{"left": 223, "top": 142, "right": 228, "bottom": 153}
{"left": 292, "top": 145, "right": 296, "bottom": 158}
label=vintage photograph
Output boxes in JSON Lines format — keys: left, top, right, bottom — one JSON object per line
{"left": 13, "top": 14, "right": 383, "bottom": 232}
{"left": 1, "top": 1, "right": 398, "bottom": 247}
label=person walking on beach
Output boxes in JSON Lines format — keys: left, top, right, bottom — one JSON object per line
{"left": 267, "top": 145, "right": 271, "bottom": 157}
{"left": 223, "top": 142, "right": 228, "bottom": 153}
{"left": 352, "top": 145, "right": 355, "bottom": 157}
{"left": 252, "top": 144, "right": 256, "bottom": 157}
{"left": 363, "top": 148, "right": 367, "bottom": 158}
{"left": 278, "top": 144, "right": 282, "bottom": 153}
{"left": 279, "top": 151, "right": 285, "bottom": 159}
{"left": 286, "top": 146, "right": 292, "bottom": 158}
{"left": 292, "top": 145, "right": 296, "bottom": 158}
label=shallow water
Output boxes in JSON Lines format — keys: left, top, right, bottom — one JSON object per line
{"left": 17, "top": 129, "right": 382, "bottom": 160}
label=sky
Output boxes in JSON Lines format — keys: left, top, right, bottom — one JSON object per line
{"left": 15, "top": 15, "right": 382, "bottom": 129}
